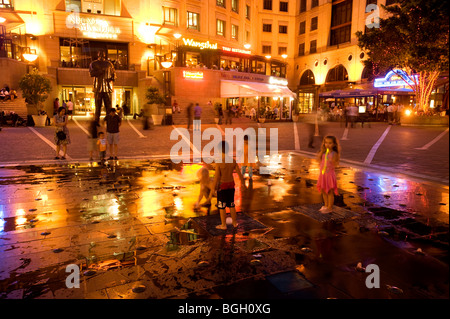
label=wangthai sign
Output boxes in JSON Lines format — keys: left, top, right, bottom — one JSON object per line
{"left": 182, "top": 38, "right": 218, "bottom": 50}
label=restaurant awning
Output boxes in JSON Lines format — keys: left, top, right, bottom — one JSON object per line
{"left": 319, "top": 87, "right": 414, "bottom": 98}
{"left": 220, "top": 80, "right": 296, "bottom": 98}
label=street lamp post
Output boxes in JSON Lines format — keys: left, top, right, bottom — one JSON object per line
{"left": 161, "top": 60, "right": 173, "bottom": 125}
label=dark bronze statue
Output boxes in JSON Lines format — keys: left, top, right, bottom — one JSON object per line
{"left": 89, "top": 50, "right": 116, "bottom": 122}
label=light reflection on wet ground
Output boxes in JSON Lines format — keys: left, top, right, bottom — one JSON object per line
{"left": 0, "top": 153, "right": 448, "bottom": 299}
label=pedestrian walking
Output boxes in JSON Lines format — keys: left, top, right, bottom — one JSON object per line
{"left": 186, "top": 103, "right": 194, "bottom": 130}
{"left": 387, "top": 104, "right": 394, "bottom": 124}
{"left": 348, "top": 104, "right": 358, "bottom": 128}
{"left": 53, "top": 98, "right": 60, "bottom": 116}
{"left": 54, "top": 106, "right": 70, "bottom": 160}
{"left": 173, "top": 100, "right": 180, "bottom": 113}
{"left": 218, "top": 104, "right": 224, "bottom": 124}
{"left": 67, "top": 99, "right": 74, "bottom": 120}
{"left": 316, "top": 135, "right": 340, "bottom": 214}
{"left": 209, "top": 141, "right": 245, "bottom": 230}
{"left": 194, "top": 103, "right": 202, "bottom": 130}
{"left": 103, "top": 107, "right": 121, "bottom": 160}
{"left": 87, "top": 120, "right": 99, "bottom": 161}
{"left": 225, "top": 104, "right": 233, "bottom": 125}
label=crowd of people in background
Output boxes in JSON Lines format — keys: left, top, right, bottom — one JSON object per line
{"left": 0, "top": 84, "right": 18, "bottom": 102}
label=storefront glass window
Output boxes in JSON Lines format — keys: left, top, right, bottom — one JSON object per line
{"left": 298, "top": 92, "right": 314, "bottom": 113}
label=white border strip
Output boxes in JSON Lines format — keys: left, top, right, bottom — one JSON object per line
{"left": 73, "top": 118, "right": 90, "bottom": 137}
{"left": 127, "top": 118, "right": 147, "bottom": 138}
{"left": 364, "top": 125, "right": 391, "bottom": 164}
{"left": 415, "top": 128, "right": 449, "bottom": 150}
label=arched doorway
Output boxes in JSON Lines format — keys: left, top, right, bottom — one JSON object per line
{"left": 297, "top": 69, "right": 317, "bottom": 113}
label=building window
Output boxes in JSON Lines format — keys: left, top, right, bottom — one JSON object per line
{"left": 299, "top": 21, "right": 306, "bottom": 34}
{"left": 263, "top": 0, "right": 273, "bottom": 10}
{"left": 279, "top": 25, "right": 288, "bottom": 34}
{"left": 326, "top": 64, "right": 349, "bottom": 82}
{"left": 280, "top": 1, "right": 288, "bottom": 12}
{"left": 311, "top": 0, "right": 319, "bottom": 8}
{"left": 231, "top": 24, "right": 239, "bottom": 40}
{"left": 217, "top": 0, "right": 226, "bottom": 8}
{"left": 330, "top": 0, "right": 352, "bottom": 46}
{"left": 298, "top": 43, "right": 305, "bottom": 56}
{"left": 262, "top": 45, "right": 272, "bottom": 54}
{"left": 187, "top": 11, "right": 200, "bottom": 31}
{"left": 263, "top": 24, "right": 272, "bottom": 32}
{"left": 163, "top": 7, "right": 177, "bottom": 26}
{"left": 0, "top": 0, "right": 13, "bottom": 8}
{"left": 231, "top": 0, "right": 239, "bottom": 13}
{"left": 366, "top": 0, "right": 377, "bottom": 5}
{"left": 79, "top": 0, "right": 121, "bottom": 16}
{"left": 300, "top": 0, "right": 307, "bottom": 13}
{"left": 216, "top": 19, "right": 225, "bottom": 36}
{"left": 246, "top": 30, "right": 250, "bottom": 42}
{"left": 310, "top": 16, "right": 318, "bottom": 31}
{"left": 278, "top": 47, "right": 287, "bottom": 55}
{"left": 330, "top": 25, "right": 351, "bottom": 46}
{"left": 309, "top": 40, "right": 317, "bottom": 53}
{"left": 245, "top": 5, "right": 251, "bottom": 19}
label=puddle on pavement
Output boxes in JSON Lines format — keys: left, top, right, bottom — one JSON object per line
{"left": 0, "top": 154, "right": 448, "bottom": 299}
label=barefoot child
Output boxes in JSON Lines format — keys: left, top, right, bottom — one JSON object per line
{"left": 209, "top": 141, "right": 245, "bottom": 229}
{"left": 317, "top": 135, "right": 340, "bottom": 214}
{"left": 97, "top": 131, "right": 107, "bottom": 163}
{"left": 194, "top": 166, "right": 213, "bottom": 211}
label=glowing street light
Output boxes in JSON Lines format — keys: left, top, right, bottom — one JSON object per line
{"left": 161, "top": 61, "right": 173, "bottom": 69}
{"left": 265, "top": 55, "right": 271, "bottom": 59}
{"left": 0, "top": 17, "right": 6, "bottom": 24}
{"left": 244, "top": 43, "right": 251, "bottom": 49}
{"left": 281, "top": 54, "right": 288, "bottom": 59}
{"left": 173, "top": 33, "right": 182, "bottom": 39}
{"left": 23, "top": 48, "right": 38, "bottom": 62}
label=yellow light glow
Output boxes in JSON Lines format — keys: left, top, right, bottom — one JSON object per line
{"left": 174, "top": 33, "right": 182, "bottom": 39}
{"left": 244, "top": 43, "right": 251, "bottom": 49}
{"left": 23, "top": 53, "right": 38, "bottom": 62}
{"left": 405, "top": 109, "right": 412, "bottom": 116}
{"left": 265, "top": 55, "right": 271, "bottom": 59}
{"left": 281, "top": 54, "right": 288, "bottom": 59}
{"left": 183, "top": 70, "right": 203, "bottom": 79}
{"left": 0, "top": 17, "right": 6, "bottom": 23}
{"left": 161, "top": 61, "right": 173, "bottom": 68}
{"left": 137, "top": 23, "right": 160, "bottom": 44}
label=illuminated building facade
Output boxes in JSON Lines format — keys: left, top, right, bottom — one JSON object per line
{"left": 0, "top": 0, "right": 445, "bottom": 119}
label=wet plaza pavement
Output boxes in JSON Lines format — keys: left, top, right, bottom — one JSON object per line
{"left": 0, "top": 153, "right": 448, "bottom": 300}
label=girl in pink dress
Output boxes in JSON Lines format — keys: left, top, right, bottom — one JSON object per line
{"left": 317, "top": 135, "right": 340, "bottom": 214}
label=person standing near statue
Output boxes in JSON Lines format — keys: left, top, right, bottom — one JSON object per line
{"left": 89, "top": 50, "right": 116, "bottom": 122}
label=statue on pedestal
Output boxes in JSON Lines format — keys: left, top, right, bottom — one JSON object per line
{"left": 89, "top": 50, "right": 116, "bottom": 122}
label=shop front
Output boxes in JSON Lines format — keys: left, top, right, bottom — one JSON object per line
{"left": 51, "top": 10, "right": 141, "bottom": 117}
{"left": 173, "top": 37, "right": 286, "bottom": 77}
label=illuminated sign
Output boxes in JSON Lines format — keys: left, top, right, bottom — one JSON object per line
{"left": 269, "top": 77, "right": 288, "bottom": 86}
{"left": 222, "top": 46, "right": 251, "bottom": 55}
{"left": 374, "top": 69, "right": 418, "bottom": 88}
{"left": 183, "top": 71, "right": 204, "bottom": 79}
{"left": 182, "top": 38, "right": 218, "bottom": 50}
{"left": 66, "top": 13, "right": 121, "bottom": 39}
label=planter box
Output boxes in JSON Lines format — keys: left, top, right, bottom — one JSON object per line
{"left": 259, "top": 118, "right": 266, "bottom": 123}
{"left": 292, "top": 115, "right": 299, "bottom": 122}
{"left": 401, "top": 116, "right": 449, "bottom": 126}
{"left": 214, "top": 117, "right": 219, "bottom": 124}
{"left": 32, "top": 115, "right": 47, "bottom": 127}
{"left": 151, "top": 114, "right": 164, "bottom": 126}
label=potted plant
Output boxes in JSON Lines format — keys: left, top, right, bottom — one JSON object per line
{"left": 19, "top": 68, "right": 52, "bottom": 127}
{"left": 145, "top": 86, "right": 166, "bottom": 126}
